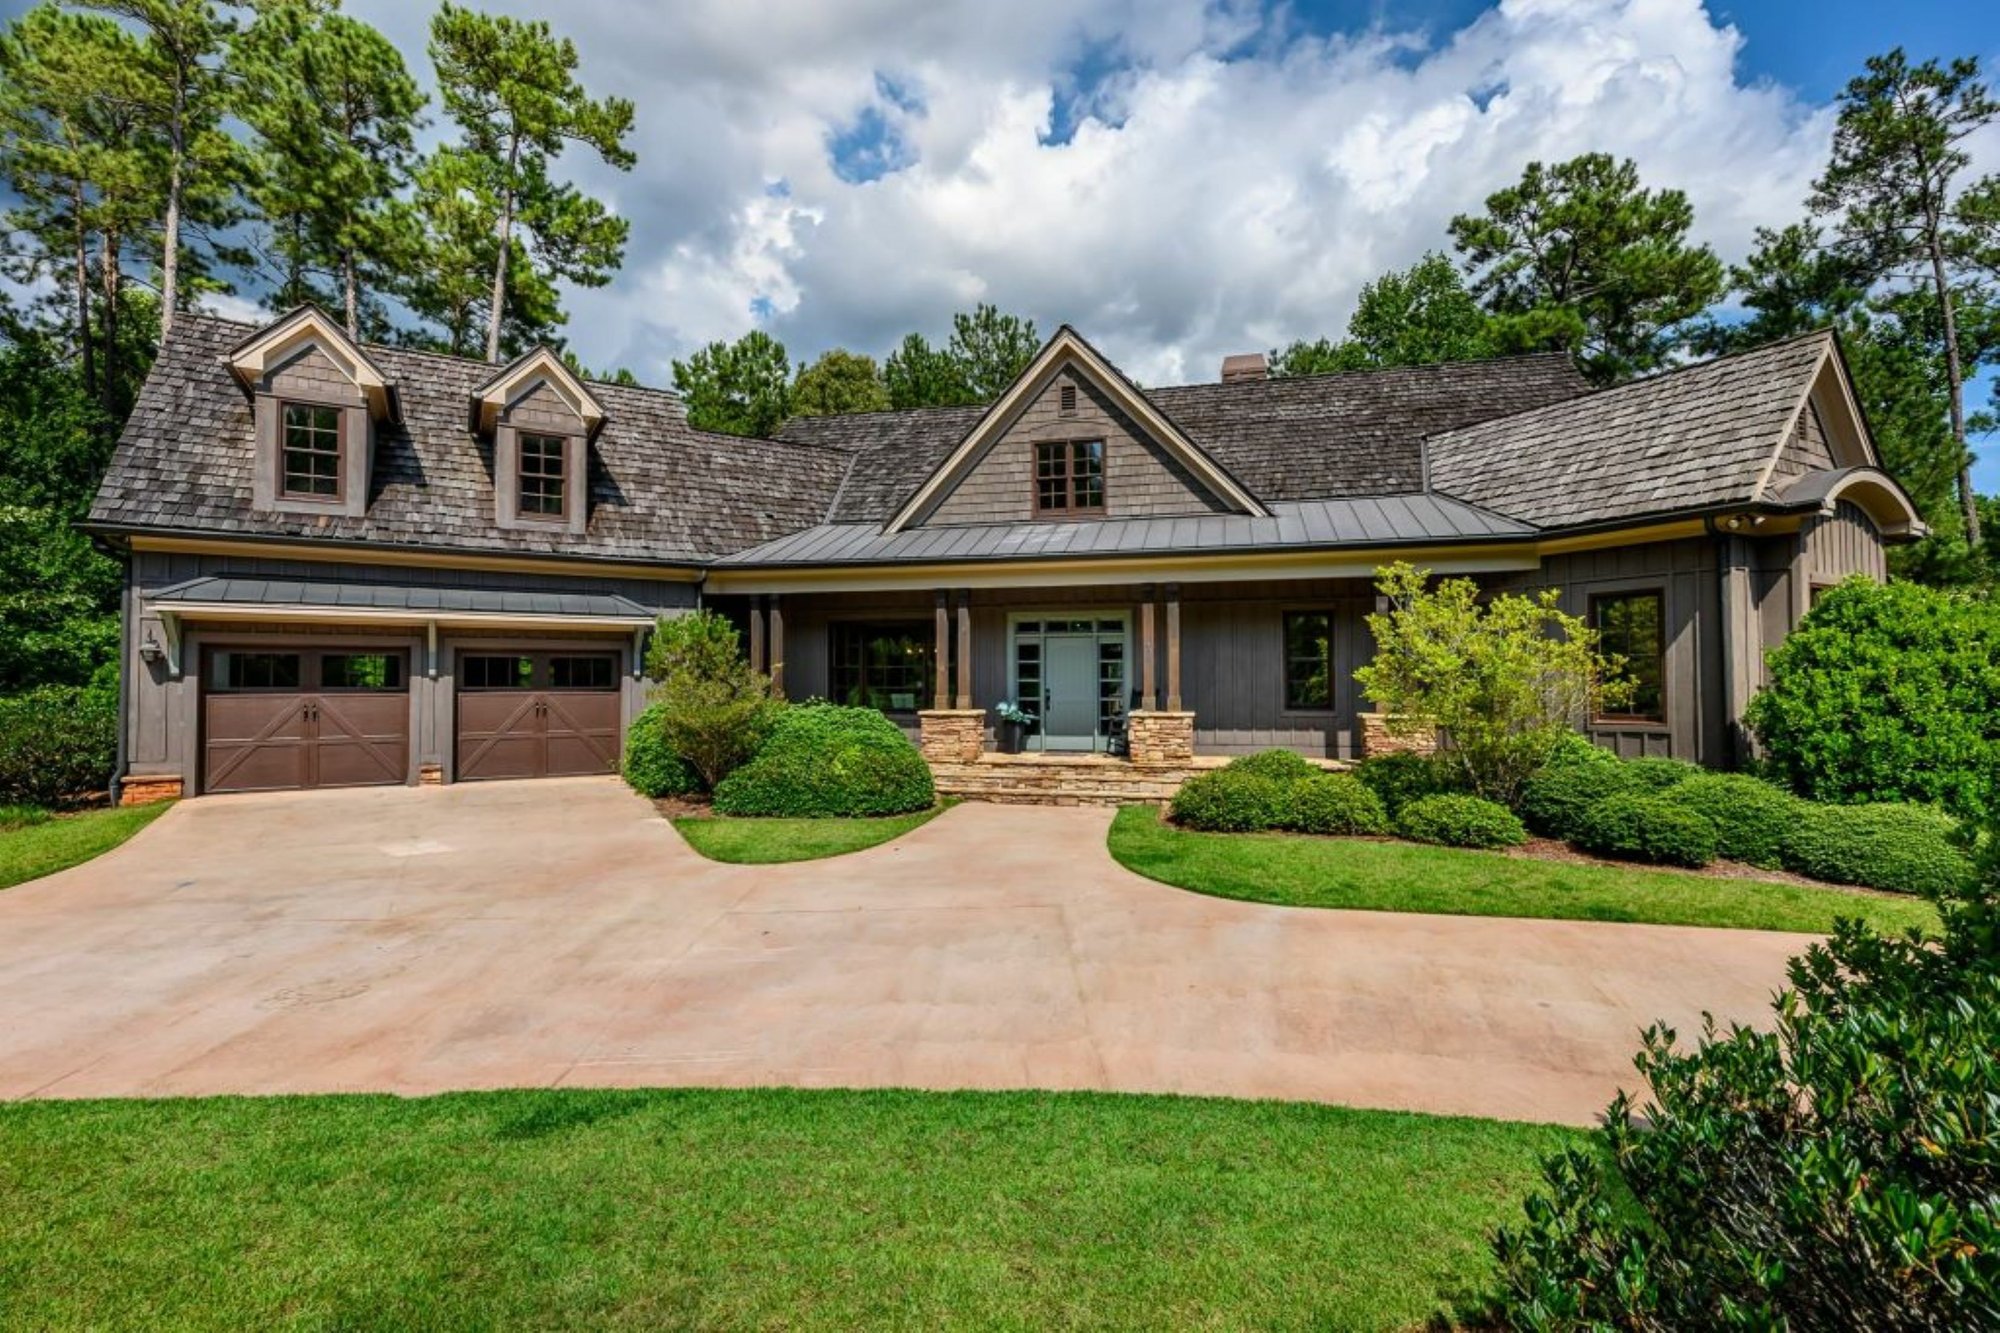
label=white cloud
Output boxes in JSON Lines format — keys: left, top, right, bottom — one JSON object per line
{"left": 343, "top": 0, "right": 1839, "bottom": 386}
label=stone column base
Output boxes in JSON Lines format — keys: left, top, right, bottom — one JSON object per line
{"left": 1359, "top": 712, "right": 1439, "bottom": 757}
{"left": 119, "top": 774, "right": 183, "bottom": 805}
{"left": 1127, "top": 710, "right": 1196, "bottom": 767}
{"left": 418, "top": 763, "right": 444, "bottom": 786}
{"left": 918, "top": 709, "right": 987, "bottom": 764}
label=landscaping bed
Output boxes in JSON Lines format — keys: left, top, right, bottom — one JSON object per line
{"left": 0, "top": 1087, "right": 1578, "bottom": 1331}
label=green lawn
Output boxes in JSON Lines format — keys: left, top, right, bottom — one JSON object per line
{"left": 674, "top": 805, "right": 946, "bottom": 863}
{"left": 0, "top": 802, "right": 170, "bottom": 891}
{"left": 1110, "top": 806, "right": 1940, "bottom": 935}
{"left": 0, "top": 1088, "right": 1578, "bottom": 1331}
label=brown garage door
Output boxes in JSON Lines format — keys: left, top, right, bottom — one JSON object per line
{"left": 203, "top": 648, "right": 411, "bottom": 794}
{"left": 455, "top": 651, "right": 622, "bottom": 781}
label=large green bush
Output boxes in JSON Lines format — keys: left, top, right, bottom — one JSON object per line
{"left": 645, "top": 610, "right": 782, "bottom": 788}
{"left": 1746, "top": 578, "right": 2000, "bottom": 821}
{"left": 1661, "top": 772, "right": 1801, "bottom": 868}
{"left": 1572, "top": 793, "right": 1719, "bottom": 868}
{"left": 1285, "top": 773, "right": 1389, "bottom": 836}
{"left": 1395, "top": 793, "right": 1527, "bottom": 849}
{"left": 712, "top": 705, "right": 934, "bottom": 818}
{"left": 622, "top": 702, "right": 699, "bottom": 798}
{"left": 0, "top": 682, "right": 116, "bottom": 807}
{"left": 1518, "top": 760, "right": 1639, "bottom": 840}
{"left": 1355, "top": 752, "right": 1468, "bottom": 816}
{"left": 1169, "top": 767, "right": 1289, "bottom": 833}
{"left": 1781, "top": 802, "right": 1972, "bottom": 897}
{"left": 1620, "top": 755, "right": 1700, "bottom": 792}
{"left": 1491, "top": 848, "right": 2000, "bottom": 1329}
{"left": 1222, "top": 749, "right": 1319, "bottom": 782}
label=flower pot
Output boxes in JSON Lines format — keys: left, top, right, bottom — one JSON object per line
{"left": 997, "top": 719, "right": 1027, "bottom": 755}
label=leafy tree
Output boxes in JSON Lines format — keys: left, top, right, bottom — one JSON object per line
{"left": 1811, "top": 49, "right": 2000, "bottom": 548}
{"left": 1354, "top": 562, "right": 1618, "bottom": 805}
{"left": 946, "top": 302, "right": 1040, "bottom": 401}
{"left": 790, "top": 347, "right": 888, "bottom": 417}
{"left": 671, "top": 330, "right": 790, "bottom": 437}
{"left": 1272, "top": 252, "right": 1496, "bottom": 375}
{"left": 393, "top": 146, "right": 560, "bottom": 357}
{"left": 232, "top": 0, "right": 424, "bottom": 337}
{"left": 642, "top": 610, "right": 780, "bottom": 790}
{"left": 428, "top": 2, "right": 633, "bottom": 363}
{"left": 883, "top": 330, "right": 973, "bottom": 409}
{"left": 1450, "top": 152, "right": 1725, "bottom": 384}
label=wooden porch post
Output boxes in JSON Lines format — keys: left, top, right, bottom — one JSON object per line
{"left": 955, "top": 590, "right": 973, "bottom": 710}
{"left": 1165, "top": 583, "right": 1182, "bottom": 711}
{"left": 747, "top": 595, "right": 766, "bottom": 675}
{"left": 1139, "top": 586, "right": 1158, "bottom": 711}
{"left": 767, "top": 596, "right": 785, "bottom": 699}
{"left": 933, "top": 590, "right": 951, "bottom": 708}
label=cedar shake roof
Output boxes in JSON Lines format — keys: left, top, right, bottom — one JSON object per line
{"left": 88, "top": 314, "right": 850, "bottom": 564}
{"left": 780, "top": 351, "right": 1591, "bottom": 524}
{"left": 1428, "top": 331, "right": 1841, "bottom": 529}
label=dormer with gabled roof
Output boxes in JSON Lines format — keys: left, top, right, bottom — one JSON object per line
{"left": 471, "top": 347, "right": 607, "bottom": 537}
{"left": 227, "top": 305, "right": 399, "bottom": 520}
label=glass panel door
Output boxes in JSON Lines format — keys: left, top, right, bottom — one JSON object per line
{"left": 1009, "top": 614, "right": 1128, "bottom": 753}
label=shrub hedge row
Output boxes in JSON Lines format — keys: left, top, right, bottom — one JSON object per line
{"left": 0, "top": 683, "right": 116, "bottom": 808}
{"left": 1395, "top": 793, "right": 1527, "bottom": 849}
{"left": 1169, "top": 755, "right": 1388, "bottom": 836}
{"left": 622, "top": 702, "right": 700, "bottom": 798}
{"left": 712, "top": 705, "right": 935, "bottom": 818}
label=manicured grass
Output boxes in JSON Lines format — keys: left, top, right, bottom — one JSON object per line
{"left": 1110, "top": 806, "right": 1941, "bottom": 935}
{"left": 0, "top": 802, "right": 170, "bottom": 891}
{"left": 674, "top": 805, "right": 945, "bottom": 863}
{"left": 0, "top": 1087, "right": 1579, "bottom": 1330}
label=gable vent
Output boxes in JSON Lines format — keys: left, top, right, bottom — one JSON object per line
{"left": 1058, "top": 382, "right": 1078, "bottom": 413}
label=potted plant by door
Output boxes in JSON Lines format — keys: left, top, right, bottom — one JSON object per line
{"left": 994, "top": 701, "right": 1036, "bottom": 755}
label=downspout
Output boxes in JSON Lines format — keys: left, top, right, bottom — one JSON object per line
{"left": 111, "top": 555, "right": 131, "bottom": 806}
{"left": 1706, "top": 515, "right": 1753, "bottom": 770}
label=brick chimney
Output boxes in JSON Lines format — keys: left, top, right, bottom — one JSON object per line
{"left": 1220, "top": 352, "right": 1267, "bottom": 383}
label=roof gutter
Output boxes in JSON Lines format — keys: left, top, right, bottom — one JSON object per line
{"left": 84, "top": 522, "right": 711, "bottom": 579}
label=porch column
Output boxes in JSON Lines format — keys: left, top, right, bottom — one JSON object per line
{"left": 933, "top": 589, "right": 951, "bottom": 707}
{"left": 747, "top": 595, "right": 767, "bottom": 675}
{"left": 955, "top": 589, "right": 973, "bottom": 709}
{"left": 1139, "top": 586, "right": 1158, "bottom": 711}
{"left": 1165, "top": 582, "right": 1182, "bottom": 711}
{"left": 767, "top": 596, "right": 785, "bottom": 699}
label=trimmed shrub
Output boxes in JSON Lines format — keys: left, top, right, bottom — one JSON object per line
{"left": 1223, "top": 749, "right": 1319, "bottom": 782}
{"left": 0, "top": 683, "right": 115, "bottom": 808}
{"left": 1540, "top": 731, "right": 1618, "bottom": 771}
{"left": 1661, "top": 773, "right": 1801, "bottom": 868}
{"left": 1396, "top": 793, "right": 1528, "bottom": 849}
{"left": 1518, "top": 760, "right": 1639, "bottom": 840}
{"left": 1573, "top": 793, "right": 1719, "bottom": 868}
{"left": 1746, "top": 578, "right": 2000, "bottom": 822}
{"left": 712, "top": 705, "right": 934, "bottom": 818}
{"left": 1621, "top": 756, "right": 1701, "bottom": 792}
{"left": 1781, "top": 802, "right": 1972, "bottom": 897}
{"left": 1284, "top": 773, "right": 1389, "bottom": 836}
{"left": 622, "top": 702, "right": 700, "bottom": 798}
{"left": 1356, "top": 752, "right": 1468, "bottom": 817}
{"left": 1169, "top": 768, "right": 1289, "bottom": 833}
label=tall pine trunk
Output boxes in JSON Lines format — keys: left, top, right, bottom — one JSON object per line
{"left": 100, "top": 227, "right": 121, "bottom": 420}
{"left": 160, "top": 80, "right": 185, "bottom": 340}
{"left": 342, "top": 246, "right": 359, "bottom": 337}
{"left": 483, "top": 135, "right": 521, "bottom": 364}
{"left": 1927, "top": 239, "right": 1980, "bottom": 548}
{"left": 72, "top": 181, "right": 95, "bottom": 407}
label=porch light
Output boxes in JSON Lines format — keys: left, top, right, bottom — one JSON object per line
{"left": 139, "top": 629, "right": 164, "bottom": 665}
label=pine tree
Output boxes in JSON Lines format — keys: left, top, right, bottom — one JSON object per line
{"left": 1273, "top": 253, "right": 1497, "bottom": 375}
{"left": 672, "top": 332, "right": 790, "bottom": 437}
{"left": 791, "top": 348, "right": 889, "bottom": 417}
{"left": 883, "top": 331, "right": 973, "bottom": 409}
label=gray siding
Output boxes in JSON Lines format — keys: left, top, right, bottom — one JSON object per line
{"left": 925, "top": 371, "right": 1231, "bottom": 525}
{"left": 124, "top": 549, "right": 694, "bottom": 790}
{"left": 1768, "top": 400, "right": 1836, "bottom": 486}
{"left": 1802, "top": 499, "right": 1888, "bottom": 587}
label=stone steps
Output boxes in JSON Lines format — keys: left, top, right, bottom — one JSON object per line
{"left": 929, "top": 760, "right": 1199, "bottom": 807}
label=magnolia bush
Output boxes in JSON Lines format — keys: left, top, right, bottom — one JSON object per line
{"left": 1355, "top": 563, "right": 1619, "bottom": 805}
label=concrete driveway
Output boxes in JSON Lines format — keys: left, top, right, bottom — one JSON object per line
{"left": 0, "top": 779, "right": 1809, "bottom": 1124}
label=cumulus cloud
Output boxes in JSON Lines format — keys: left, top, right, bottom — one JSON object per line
{"left": 346, "top": 0, "right": 1839, "bottom": 386}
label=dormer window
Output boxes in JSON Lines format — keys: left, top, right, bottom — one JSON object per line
{"left": 280, "top": 403, "right": 344, "bottom": 501}
{"left": 1035, "top": 440, "right": 1105, "bottom": 515}
{"left": 518, "top": 433, "right": 568, "bottom": 520}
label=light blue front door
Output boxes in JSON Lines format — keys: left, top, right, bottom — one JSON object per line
{"left": 1041, "top": 635, "right": 1099, "bottom": 751}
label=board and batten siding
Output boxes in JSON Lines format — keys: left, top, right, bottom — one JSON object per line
{"left": 123, "top": 549, "right": 695, "bottom": 788}
{"left": 1801, "top": 499, "right": 1888, "bottom": 588}
{"left": 923, "top": 371, "right": 1233, "bottom": 526}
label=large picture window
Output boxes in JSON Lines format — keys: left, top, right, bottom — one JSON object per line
{"left": 518, "top": 432, "right": 567, "bottom": 518}
{"left": 280, "top": 402, "right": 342, "bottom": 499}
{"left": 1282, "top": 611, "right": 1332, "bottom": 711}
{"left": 830, "top": 622, "right": 935, "bottom": 712}
{"left": 1592, "top": 591, "right": 1666, "bottom": 723}
{"left": 1034, "top": 440, "right": 1105, "bottom": 515}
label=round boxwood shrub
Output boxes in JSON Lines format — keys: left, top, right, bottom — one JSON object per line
{"left": 1284, "top": 773, "right": 1389, "bottom": 836}
{"left": 622, "top": 702, "right": 700, "bottom": 798}
{"left": 1621, "top": 756, "right": 1701, "bottom": 792}
{"left": 1519, "top": 760, "right": 1639, "bottom": 840}
{"left": 712, "top": 704, "right": 934, "bottom": 817}
{"left": 1169, "top": 768, "right": 1289, "bottom": 832}
{"left": 1573, "top": 793, "right": 1719, "bottom": 868}
{"left": 0, "top": 682, "right": 116, "bottom": 808}
{"left": 1396, "top": 793, "right": 1527, "bottom": 849}
{"left": 1223, "top": 749, "right": 1320, "bottom": 782}
{"left": 1356, "top": 752, "right": 1468, "bottom": 816}
{"left": 1541, "top": 731, "right": 1618, "bottom": 771}
{"left": 1661, "top": 772, "right": 1801, "bottom": 868}
{"left": 1781, "top": 802, "right": 1972, "bottom": 897}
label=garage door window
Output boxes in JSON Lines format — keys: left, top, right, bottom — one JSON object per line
{"left": 462, "top": 654, "right": 534, "bottom": 689}
{"left": 321, "top": 653, "right": 405, "bottom": 691}
{"left": 549, "top": 655, "right": 616, "bottom": 690}
{"left": 211, "top": 651, "right": 302, "bottom": 691}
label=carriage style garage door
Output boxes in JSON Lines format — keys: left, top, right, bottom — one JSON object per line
{"left": 455, "top": 650, "right": 622, "bottom": 781}
{"left": 203, "top": 648, "right": 411, "bottom": 794}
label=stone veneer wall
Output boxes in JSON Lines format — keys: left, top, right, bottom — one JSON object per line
{"left": 1358, "top": 712, "right": 1439, "bottom": 757}
{"left": 1126, "top": 711, "right": 1195, "bottom": 766}
{"left": 917, "top": 709, "right": 987, "bottom": 764}
{"left": 119, "top": 774, "right": 183, "bottom": 805}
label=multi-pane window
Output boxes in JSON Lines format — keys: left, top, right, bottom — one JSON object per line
{"left": 210, "top": 651, "right": 302, "bottom": 691}
{"left": 321, "top": 653, "right": 404, "bottom": 691}
{"left": 280, "top": 403, "right": 342, "bottom": 499}
{"left": 549, "top": 654, "right": 616, "bottom": 690}
{"left": 1593, "top": 591, "right": 1666, "bottom": 722}
{"left": 1034, "top": 440, "right": 1105, "bottom": 514}
{"left": 460, "top": 654, "right": 534, "bottom": 690}
{"left": 830, "top": 622, "right": 934, "bottom": 712}
{"left": 1283, "top": 611, "right": 1332, "bottom": 710}
{"left": 519, "top": 433, "right": 567, "bottom": 518}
